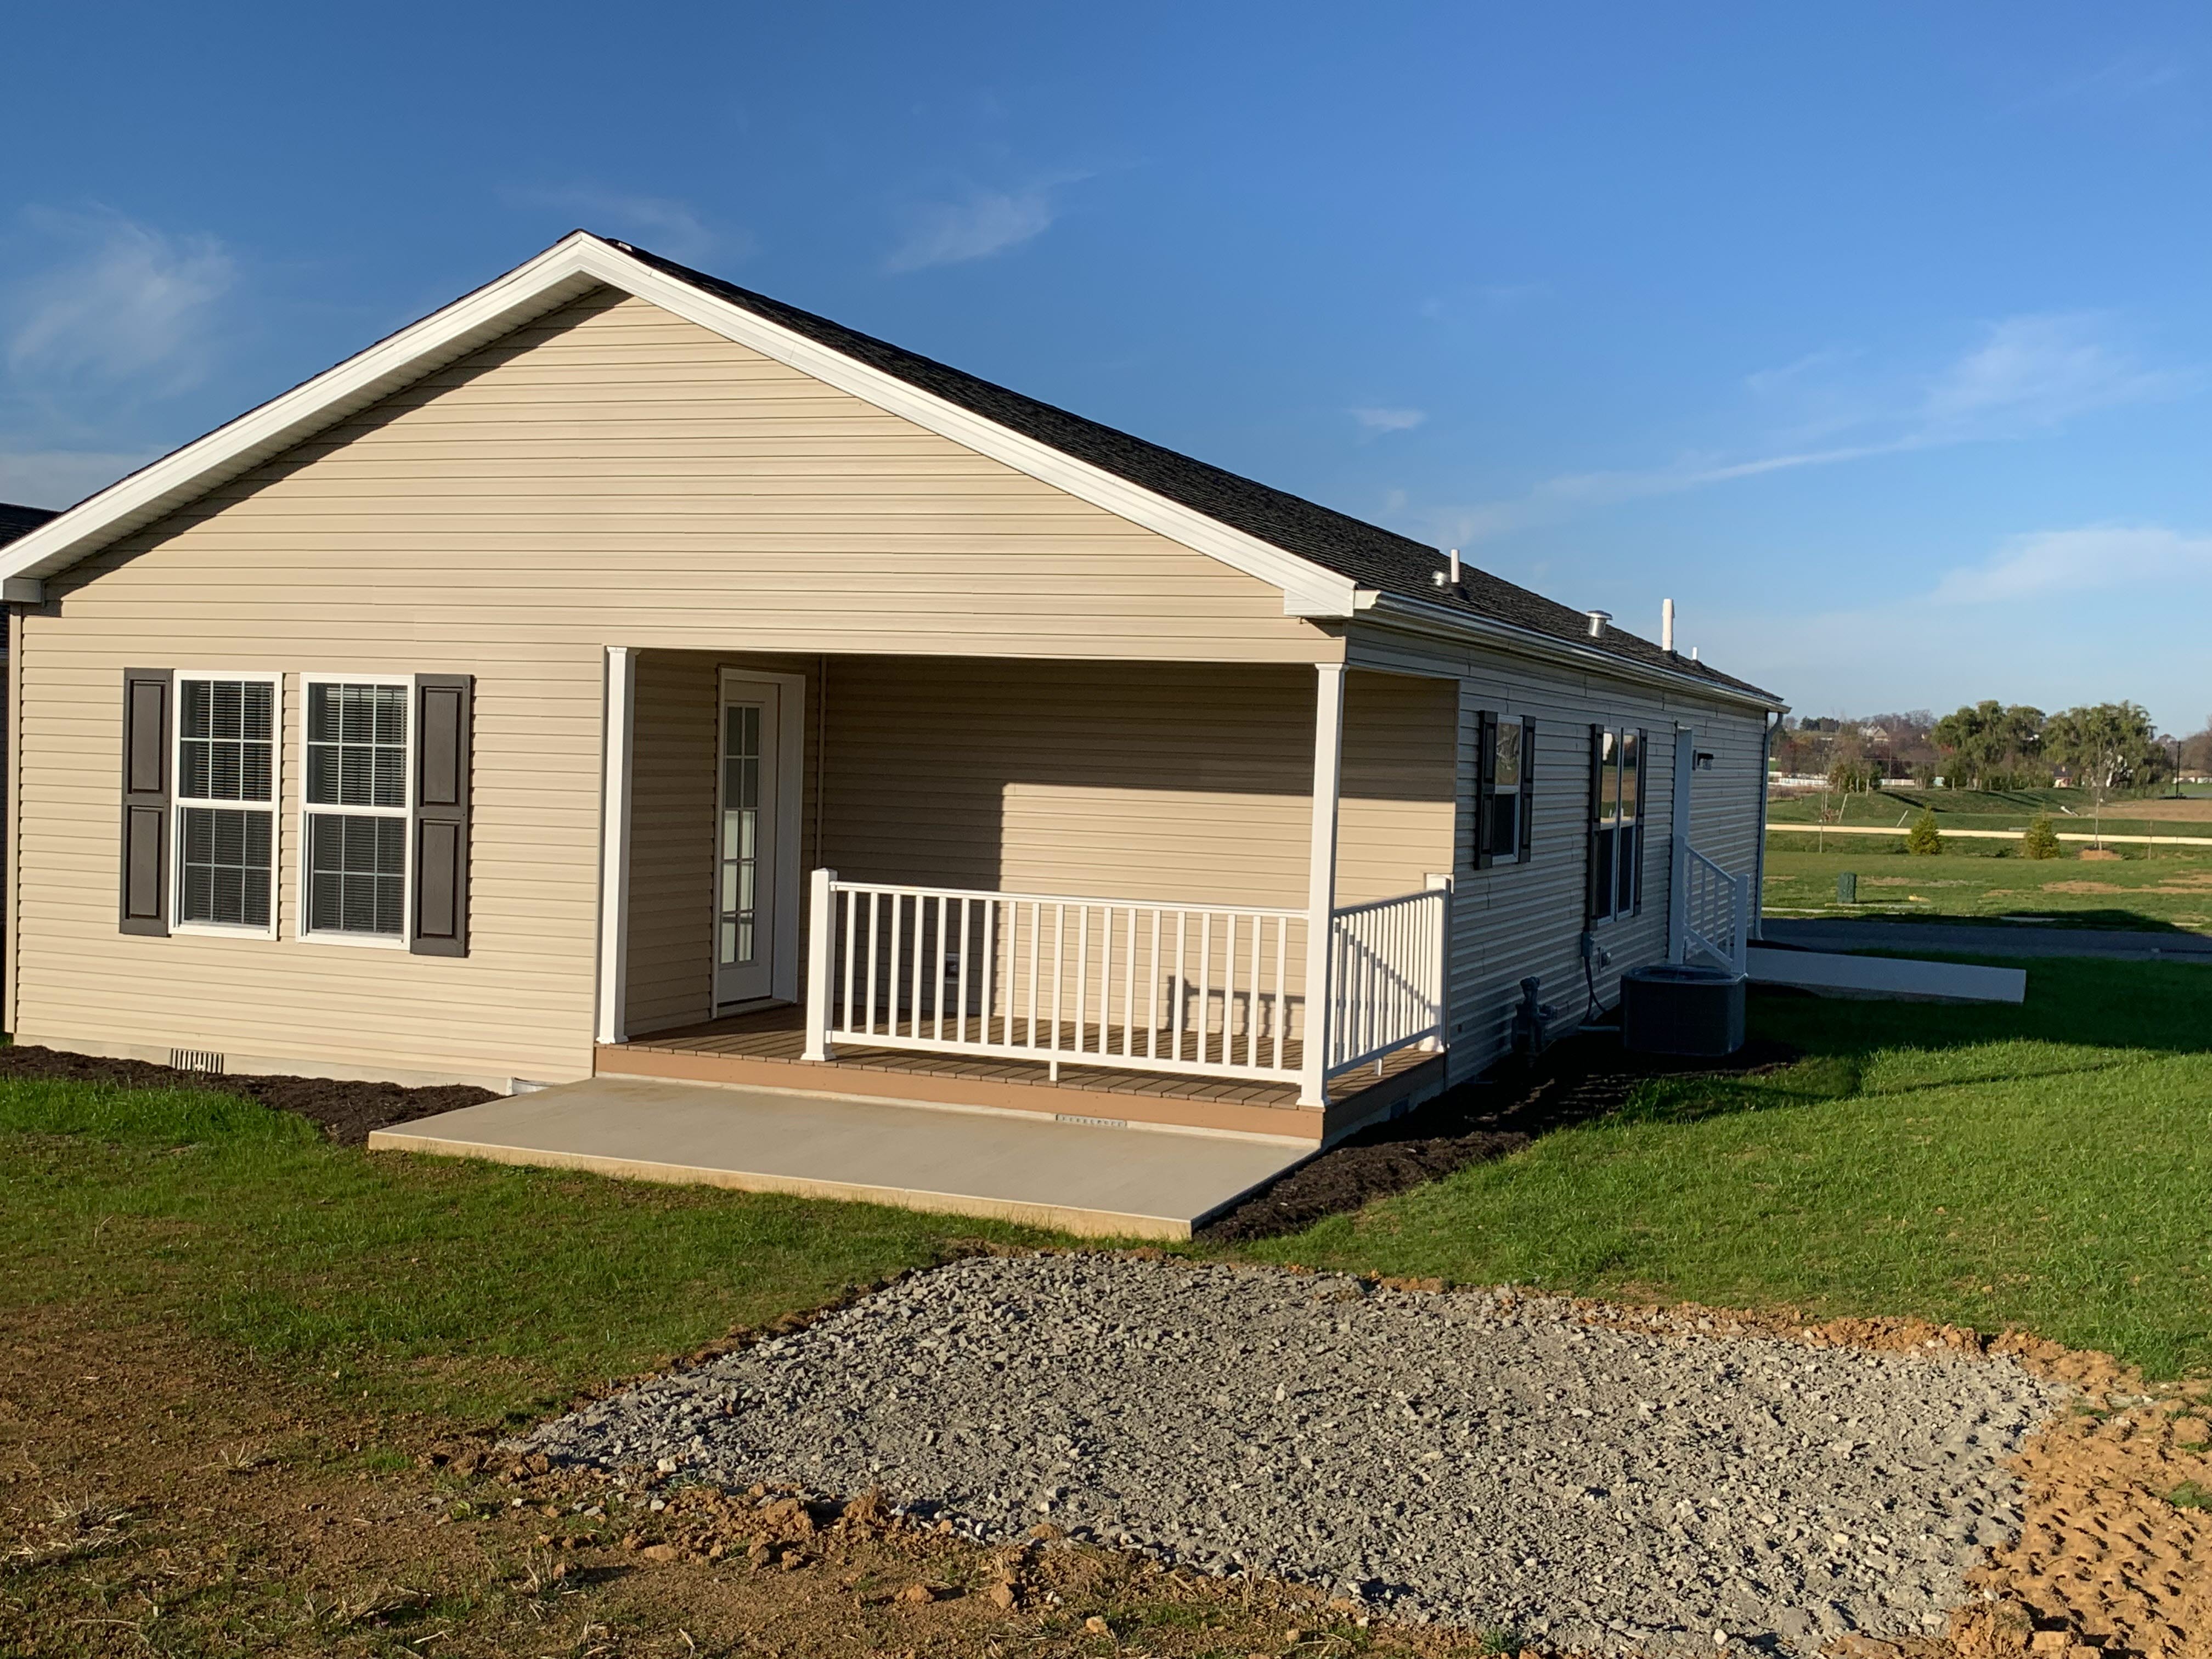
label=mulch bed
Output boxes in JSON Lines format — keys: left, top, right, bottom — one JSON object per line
{"left": 1197, "top": 1026, "right": 1800, "bottom": 1244}
{"left": 0, "top": 1043, "right": 496, "bottom": 1146}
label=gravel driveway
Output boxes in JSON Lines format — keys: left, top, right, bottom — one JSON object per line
{"left": 528, "top": 1255, "right": 2064, "bottom": 1655}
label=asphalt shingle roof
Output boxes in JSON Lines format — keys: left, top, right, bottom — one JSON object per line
{"left": 614, "top": 240, "right": 1776, "bottom": 703}
{"left": 0, "top": 502, "right": 58, "bottom": 549}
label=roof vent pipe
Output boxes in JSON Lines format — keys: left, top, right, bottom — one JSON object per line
{"left": 1661, "top": 597, "right": 1675, "bottom": 653}
{"left": 1584, "top": 609, "right": 1612, "bottom": 639}
{"left": 1449, "top": 547, "right": 1462, "bottom": 584}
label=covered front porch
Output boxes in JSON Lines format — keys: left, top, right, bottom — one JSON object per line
{"left": 592, "top": 648, "right": 1462, "bottom": 1141}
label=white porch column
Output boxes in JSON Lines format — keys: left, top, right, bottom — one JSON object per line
{"left": 802, "top": 866, "right": 837, "bottom": 1061}
{"left": 1300, "top": 662, "right": 1346, "bottom": 1108}
{"left": 1668, "top": 722, "right": 1694, "bottom": 963}
{"left": 594, "top": 646, "right": 637, "bottom": 1046}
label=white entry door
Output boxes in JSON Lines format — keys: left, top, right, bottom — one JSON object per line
{"left": 714, "top": 678, "right": 782, "bottom": 1007}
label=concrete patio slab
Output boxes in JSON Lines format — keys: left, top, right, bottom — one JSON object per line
{"left": 365, "top": 1076, "right": 1311, "bottom": 1240}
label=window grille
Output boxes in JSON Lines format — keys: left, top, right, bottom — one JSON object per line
{"left": 175, "top": 676, "right": 276, "bottom": 930}
{"left": 302, "top": 680, "right": 410, "bottom": 939}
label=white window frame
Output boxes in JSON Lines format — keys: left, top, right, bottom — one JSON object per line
{"left": 1589, "top": 724, "right": 1645, "bottom": 926}
{"left": 295, "top": 673, "right": 414, "bottom": 950}
{"left": 171, "top": 670, "right": 283, "bottom": 940}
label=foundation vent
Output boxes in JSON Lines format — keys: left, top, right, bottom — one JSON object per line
{"left": 168, "top": 1049, "right": 225, "bottom": 1075}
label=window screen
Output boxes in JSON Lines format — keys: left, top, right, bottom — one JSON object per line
{"left": 176, "top": 678, "right": 275, "bottom": 929}
{"left": 1588, "top": 725, "right": 1646, "bottom": 923}
{"left": 304, "top": 681, "right": 409, "bottom": 937}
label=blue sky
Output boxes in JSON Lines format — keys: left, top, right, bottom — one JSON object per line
{"left": 4, "top": 3, "right": 2207, "bottom": 730}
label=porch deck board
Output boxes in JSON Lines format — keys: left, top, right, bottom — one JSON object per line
{"left": 606, "top": 1003, "right": 1426, "bottom": 1109}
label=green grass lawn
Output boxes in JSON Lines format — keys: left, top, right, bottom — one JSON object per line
{"left": 0, "top": 1079, "right": 1047, "bottom": 1427}
{"left": 1238, "top": 958, "right": 2212, "bottom": 1378}
{"left": 6, "top": 955, "right": 2210, "bottom": 1432}
{"left": 1762, "top": 844, "right": 2212, "bottom": 932}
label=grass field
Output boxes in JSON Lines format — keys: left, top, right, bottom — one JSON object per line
{"left": 1239, "top": 957, "right": 2212, "bottom": 1378}
{"left": 4, "top": 962, "right": 2209, "bottom": 1651}
{"left": 1761, "top": 844, "right": 2212, "bottom": 931}
{"left": 1767, "top": 785, "right": 2212, "bottom": 843}
{"left": 5, "top": 957, "right": 2209, "bottom": 1401}
{"left": 0, "top": 1080, "right": 1047, "bottom": 1427}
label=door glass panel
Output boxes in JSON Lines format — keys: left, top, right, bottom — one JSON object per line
{"left": 718, "top": 703, "right": 763, "bottom": 968}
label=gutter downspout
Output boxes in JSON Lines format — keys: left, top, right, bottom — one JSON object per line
{"left": 1751, "top": 710, "right": 1781, "bottom": 941}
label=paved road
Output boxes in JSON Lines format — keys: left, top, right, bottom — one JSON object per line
{"left": 1762, "top": 917, "right": 2212, "bottom": 962}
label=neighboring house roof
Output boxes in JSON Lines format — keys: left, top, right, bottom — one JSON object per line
{"left": 0, "top": 233, "right": 1778, "bottom": 706}
{"left": 0, "top": 503, "right": 58, "bottom": 548}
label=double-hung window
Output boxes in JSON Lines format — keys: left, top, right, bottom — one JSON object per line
{"left": 1468, "top": 711, "right": 1535, "bottom": 868}
{"left": 301, "top": 678, "right": 410, "bottom": 941}
{"left": 1588, "top": 725, "right": 1645, "bottom": 922}
{"left": 174, "top": 674, "right": 279, "bottom": 934}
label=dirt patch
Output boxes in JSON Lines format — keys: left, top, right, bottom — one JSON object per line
{"left": 0, "top": 1042, "right": 495, "bottom": 1145}
{"left": 1198, "top": 1028, "right": 1799, "bottom": 1244}
{"left": 2041, "top": 881, "right": 2130, "bottom": 894}
{"left": 0, "top": 1300, "right": 1504, "bottom": 1659}
{"left": 2104, "top": 798, "right": 2212, "bottom": 822}
{"left": 2077, "top": 848, "right": 2126, "bottom": 862}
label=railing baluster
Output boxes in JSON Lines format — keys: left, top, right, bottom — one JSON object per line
{"left": 1050, "top": 904, "right": 1066, "bottom": 1056}
{"left": 1147, "top": 909, "right": 1163, "bottom": 1058}
{"left": 1205, "top": 911, "right": 1214, "bottom": 1066}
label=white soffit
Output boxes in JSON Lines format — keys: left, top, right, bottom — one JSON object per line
{"left": 0, "top": 233, "right": 1362, "bottom": 619}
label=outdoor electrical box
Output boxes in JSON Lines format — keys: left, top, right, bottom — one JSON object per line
{"left": 1620, "top": 964, "right": 1746, "bottom": 1057}
{"left": 1836, "top": 871, "right": 1858, "bottom": 905}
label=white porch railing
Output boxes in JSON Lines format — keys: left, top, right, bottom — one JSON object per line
{"left": 1679, "top": 847, "right": 1750, "bottom": 975}
{"left": 802, "top": 871, "right": 1449, "bottom": 1096}
{"left": 1325, "top": 885, "right": 1449, "bottom": 1073}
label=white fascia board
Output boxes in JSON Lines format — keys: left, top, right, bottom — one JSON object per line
{"left": 3, "top": 233, "right": 1362, "bottom": 619}
{"left": 1358, "top": 591, "right": 1787, "bottom": 714}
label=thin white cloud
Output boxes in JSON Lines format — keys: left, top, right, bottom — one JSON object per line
{"left": 1348, "top": 406, "right": 1425, "bottom": 433}
{"left": 0, "top": 448, "right": 152, "bottom": 510}
{"left": 1408, "top": 313, "right": 2197, "bottom": 546}
{"left": 507, "top": 187, "right": 735, "bottom": 264}
{"left": 2017, "top": 54, "right": 2189, "bottom": 112}
{"left": 1931, "top": 524, "right": 2212, "bottom": 604}
{"left": 887, "top": 185, "right": 1061, "bottom": 273}
{"left": 4, "top": 207, "right": 235, "bottom": 396}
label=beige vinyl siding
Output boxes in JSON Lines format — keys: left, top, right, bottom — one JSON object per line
{"left": 1345, "top": 623, "right": 1770, "bottom": 1082}
{"left": 11, "top": 285, "right": 1337, "bottom": 1082}
{"left": 65, "top": 288, "right": 1325, "bottom": 664}
{"left": 618, "top": 656, "right": 1455, "bottom": 1036}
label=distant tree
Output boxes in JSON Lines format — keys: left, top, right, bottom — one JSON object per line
{"left": 1905, "top": 810, "right": 1943, "bottom": 855}
{"left": 1931, "top": 701, "right": 2047, "bottom": 791}
{"left": 2044, "top": 702, "right": 2162, "bottom": 793}
{"left": 2021, "top": 815, "right": 2061, "bottom": 860}
{"left": 2045, "top": 702, "right": 2166, "bottom": 849}
{"left": 1826, "top": 740, "right": 1877, "bottom": 795}
{"left": 2177, "top": 720, "right": 2212, "bottom": 776}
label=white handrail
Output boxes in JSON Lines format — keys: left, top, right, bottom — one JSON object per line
{"left": 1327, "top": 886, "right": 1449, "bottom": 1071}
{"left": 808, "top": 872, "right": 1309, "bottom": 1085}
{"left": 799, "top": 871, "right": 1454, "bottom": 1095}
{"left": 1681, "top": 848, "right": 1748, "bottom": 975}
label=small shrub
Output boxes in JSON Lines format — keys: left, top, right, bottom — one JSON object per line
{"left": 1905, "top": 810, "right": 1944, "bottom": 855}
{"left": 2022, "top": 815, "right": 2062, "bottom": 859}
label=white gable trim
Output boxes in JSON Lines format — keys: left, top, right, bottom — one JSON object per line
{"left": 0, "top": 233, "right": 1361, "bottom": 618}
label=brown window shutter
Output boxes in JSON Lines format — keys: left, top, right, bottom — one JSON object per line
{"left": 120, "top": 668, "right": 173, "bottom": 935}
{"left": 410, "top": 675, "right": 473, "bottom": 956}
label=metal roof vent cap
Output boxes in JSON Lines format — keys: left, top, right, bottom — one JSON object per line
{"left": 1584, "top": 609, "right": 1612, "bottom": 639}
